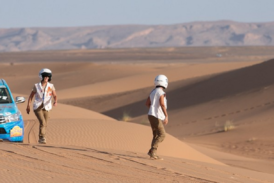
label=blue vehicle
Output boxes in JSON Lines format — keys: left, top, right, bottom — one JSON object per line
{"left": 0, "top": 79, "right": 25, "bottom": 142}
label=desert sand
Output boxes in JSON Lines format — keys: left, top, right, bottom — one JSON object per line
{"left": 1, "top": 47, "right": 274, "bottom": 182}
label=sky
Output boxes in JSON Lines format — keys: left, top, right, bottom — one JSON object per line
{"left": 1, "top": 0, "right": 274, "bottom": 28}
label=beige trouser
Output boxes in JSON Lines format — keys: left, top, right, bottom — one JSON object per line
{"left": 34, "top": 105, "right": 49, "bottom": 139}
{"left": 148, "top": 115, "right": 166, "bottom": 154}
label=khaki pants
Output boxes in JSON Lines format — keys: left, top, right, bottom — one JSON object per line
{"left": 148, "top": 115, "right": 166, "bottom": 154}
{"left": 34, "top": 105, "right": 49, "bottom": 139}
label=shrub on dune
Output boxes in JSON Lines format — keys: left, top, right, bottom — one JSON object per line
{"left": 223, "top": 120, "right": 235, "bottom": 132}
{"left": 121, "top": 112, "right": 132, "bottom": 122}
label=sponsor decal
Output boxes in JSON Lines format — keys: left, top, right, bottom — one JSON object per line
{"left": 47, "top": 87, "right": 52, "bottom": 92}
{"left": 0, "top": 106, "right": 12, "bottom": 108}
{"left": 10, "top": 126, "right": 23, "bottom": 137}
{"left": 47, "top": 87, "right": 53, "bottom": 96}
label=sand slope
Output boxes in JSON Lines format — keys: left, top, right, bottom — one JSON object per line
{"left": 2, "top": 143, "right": 274, "bottom": 183}
{"left": 56, "top": 58, "right": 274, "bottom": 174}
{"left": 17, "top": 103, "right": 221, "bottom": 165}
{"left": 57, "top": 62, "right": 258, "bottom": 99}
{"left": 64, "top": 58, "right": 274, "bottom": 174}
{"left": 1, "top": 103, "right": 273, "bottom": 182}
{"left": 1, "top": 51, "right": 274, "bottom": 182}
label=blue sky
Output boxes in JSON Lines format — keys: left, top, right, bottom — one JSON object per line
{"left": 1, "top": 0, "right": 273, "bottom": 28}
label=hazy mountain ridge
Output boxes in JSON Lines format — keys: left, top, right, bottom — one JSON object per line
{"left": 1, "top": 21, "right": 274, "bottom": 52}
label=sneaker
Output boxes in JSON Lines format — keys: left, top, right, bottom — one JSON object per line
{"left": 150, "top": 154, "right": 163, "bottom": 160}
{"left": 38, "top": 138, "right": 46, "bottom": 144}
{"left": 148, "top": 150, "right": 163, "bottom": 160}
{"left": 147, "top": 149, "right": 153, "bottom": 157}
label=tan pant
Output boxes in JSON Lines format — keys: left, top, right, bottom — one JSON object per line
{"left": 34, "top": 105, "right": 49, "bottom": 139}
{"left": 148, "top": 115, "right": 166, "bottom": 154}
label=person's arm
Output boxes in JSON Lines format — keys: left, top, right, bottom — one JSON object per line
{"left": 52, "top": 90, "right": 57, "bottom": 106}
{"left": 26, "top": 91, "right": 35, "bottom": 114}
{"left": 159, "top": 95, "right": 168, "bottom": 125}
{"left": 145, "top": 97, "right": 151, "bottom": 108}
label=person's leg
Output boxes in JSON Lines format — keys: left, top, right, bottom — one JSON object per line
{"left": 34, "top": 107, "right": 47, "bottom": 142}
{"left": 42, "top": 109, "right": 49, "bottom": 142}
{"left": 148, "top": 115, "right": 166, "bottom": 157}
{"left": 155, "top": 119, "right": 166, "bottom": 143}
{"left": 148, "top": 115, "right": 157, "bottom": 156}
{"left": 151, "top": 118, "right": 166, "bottom": 154}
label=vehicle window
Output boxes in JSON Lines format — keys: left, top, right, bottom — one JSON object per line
{"left": 0, "top": 88, "right": 12, "bottom": 103}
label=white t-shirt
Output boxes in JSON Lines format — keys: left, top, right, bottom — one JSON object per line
{"left": 148, "top": 88, "right": 167, "bottom": 120}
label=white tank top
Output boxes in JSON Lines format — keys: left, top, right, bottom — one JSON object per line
{"left": 148, "top": 88, "right": 167, "bottom": 120}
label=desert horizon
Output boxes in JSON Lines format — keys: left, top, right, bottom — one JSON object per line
{"left": 1, "top": 47, "right": 274, "bottom": 182}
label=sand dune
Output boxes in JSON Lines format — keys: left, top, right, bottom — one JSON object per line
{"left": 60, "top": 58, "right": 274, "bottom": 173}
{"left": 57, "top": 61, "right": 258, "bottom": 99}
{"left": 5, "top": 102, "right": 274, "bottom": 182}
{"left": 2, "top": 143, "right": 274, "bottom": 183}
{"left": 57, "top": 58, "right": 274, "bottom": 174}
{"left": 1, "top": 48, "right": 274, "bottom": 182}
{"left": 3, "top": 62, "right": 157, "bottom": 95}
{"left": 16, "top": 102, "right": 221, "bottom": 165}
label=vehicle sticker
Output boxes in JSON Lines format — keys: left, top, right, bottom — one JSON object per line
{"left": 10, "top": 126, "right": 23, "bottom": 137}
{"left": 5, "top": 112, "right": 11, "bottom": 115}
{"left": 2, "top": 96, "right": 7, "bottom": 100}
{"left": 0, "top": 106, "right": 12, "bottom": 108}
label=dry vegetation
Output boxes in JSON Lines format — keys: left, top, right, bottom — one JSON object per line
{"left": 223, "top": 120, "right": 235, "bottom": 132}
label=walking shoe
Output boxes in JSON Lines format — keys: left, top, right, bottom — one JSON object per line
{"left": 38, "top": 138, "right": 46, "bottom": 144}
{"left": 147, "top": 149, "right": 153, "bottom": 157}
{"left": 148, "top": 150, "right": 163, "bottom": 160}
{"left": 150, "top": 154, "right": 163, "bottom": 160}
{"left": 151, "top": 156, "right": 163, "bottom": 160}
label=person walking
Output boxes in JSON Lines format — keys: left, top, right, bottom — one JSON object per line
{"left": 26, "top": 68, "right": 57, "bottom": 144}
{"left": 145, "top": 75, "right": 168, "bottom": 160}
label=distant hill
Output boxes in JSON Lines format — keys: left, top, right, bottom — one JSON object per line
{"left": 1, "top": 20, "right": 274, "bottom": 52}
